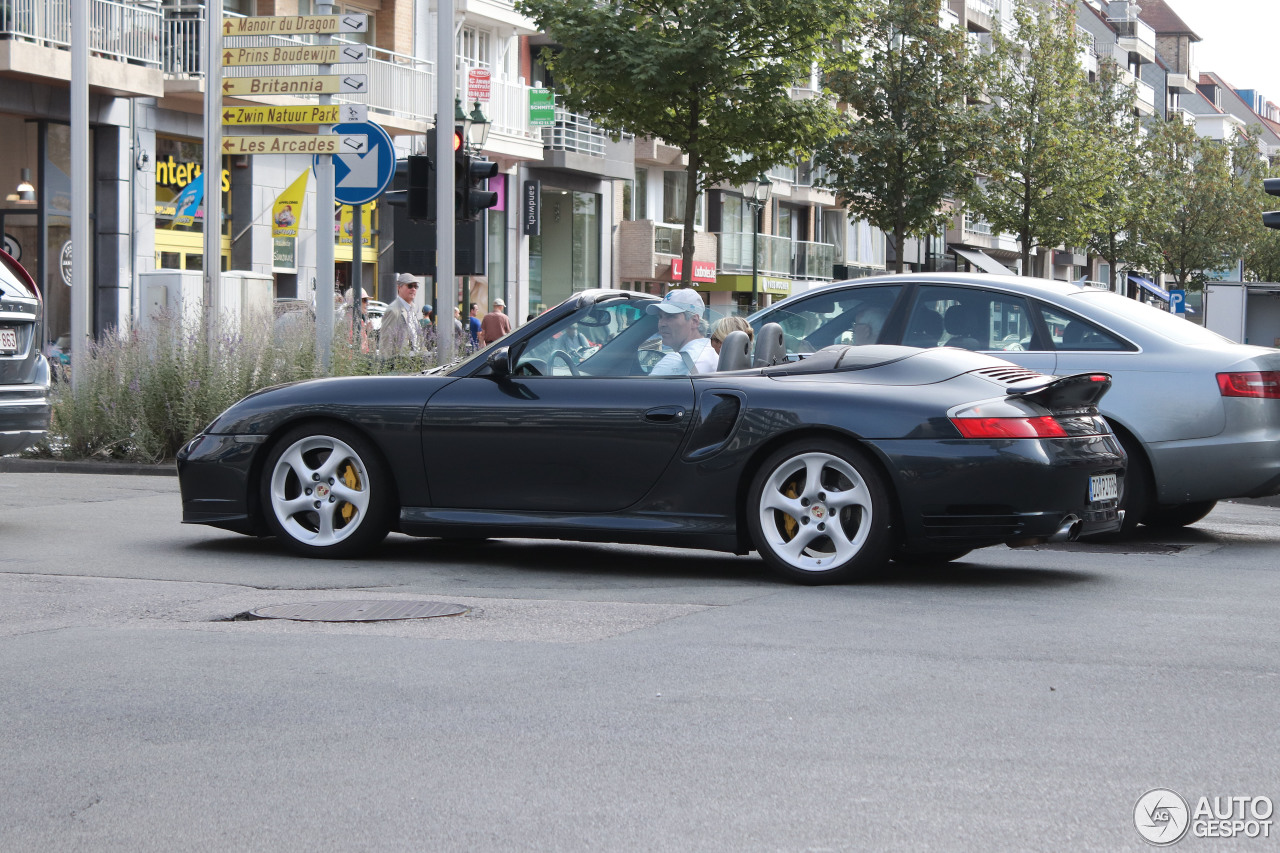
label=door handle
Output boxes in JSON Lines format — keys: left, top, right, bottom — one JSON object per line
{"left": 644, "top": 406, "right": 686, "bottom": 423}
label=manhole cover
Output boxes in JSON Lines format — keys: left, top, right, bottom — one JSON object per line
{"left": 248, "top": 601, "right": 468, "bottom": 622}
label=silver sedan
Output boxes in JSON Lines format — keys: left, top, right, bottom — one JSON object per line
{"left": 751, "top": 272, "right": 1280, "bottom": 534}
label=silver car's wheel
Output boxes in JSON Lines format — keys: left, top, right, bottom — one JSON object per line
{"left": 261, "top": 423, "right": 392, "bottom": 557}
{"left": 748, "top": 440, "right": 891, "bottom": 584}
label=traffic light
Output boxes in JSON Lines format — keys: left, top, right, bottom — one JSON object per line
{"left": 406, "top": 154, "right": 433, "bottom": 222}
{"left": 457, "top": 154, "right": 499, "bottom": 221}
{"left": 1265, "top": 178, "right": 1280, "bottom": 230}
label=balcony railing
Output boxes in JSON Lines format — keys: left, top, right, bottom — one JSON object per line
{"left": 716, "top": 232, "right": 802, "bottom": 278}
{"left": 541, "top": 107, "right": 608, "bottom": 157}
{"left": 161, "top": 5, "right": 435, "bottom": 124}
{"left": 2, "top": 0, "right": 163, "bottom": 66}
{"left": 792, "top": 241, "right": 835, "bottom": 281}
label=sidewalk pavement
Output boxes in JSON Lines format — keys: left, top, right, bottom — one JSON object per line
{"left": 0, "top": 457, "right": 176, "bottom": 477}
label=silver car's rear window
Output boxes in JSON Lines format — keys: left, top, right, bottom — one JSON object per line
{"left": 1070, "top": 289, "right": 1233, "bottom": 347}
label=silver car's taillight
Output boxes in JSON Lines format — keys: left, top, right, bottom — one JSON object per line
{"left": 1217, "top": 371, "right": 1280, "bottom": 399}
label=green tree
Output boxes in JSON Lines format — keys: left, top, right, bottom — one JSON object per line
{"left": 1143, "top": 119, "right": 1262, "bottom": 289}
{"left": 516, "top": 0, "right": 858, "bottom": 285}
{"left": 971, "top": 0, "right": 1099, "bottom": 276}
{"left": 1244, "top": 164, "right": 1280, "bottom": 282}
{"left": 1078, "top": 58, "right": 1160, "bottom": 294}
{"left": 815, "top": 0, "right": 991, "bottom": 273}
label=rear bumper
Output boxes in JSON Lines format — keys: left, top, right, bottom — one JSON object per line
{"left": 874, "top": 434, "right": 1124, "bottom": 547}
{"left": 0, "top": 384, "right": 51, "bottom": 455}
{"left": 1148, "top": 429, "right": 1280, "bottom": 503}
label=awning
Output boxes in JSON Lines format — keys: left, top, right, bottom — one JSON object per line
{"left": 953, "top": 247, "right": 1014, "bottom": 276}
{"left": 1128, "top": 274, "right": 1196, "bottom": 313}
{"left": 1128, "top": 274, "right": 1169, "bottom": 301}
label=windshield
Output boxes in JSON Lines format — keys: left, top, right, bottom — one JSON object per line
{"left": 1070, "top": 289, "right": 1235, "bottom": 347}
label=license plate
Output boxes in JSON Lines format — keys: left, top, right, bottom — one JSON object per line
{"left": 1090, "top": 473, "right": 1119, "bottom": 502}
{"left": 0, "top": 327, "right": 17, "bottom": 353}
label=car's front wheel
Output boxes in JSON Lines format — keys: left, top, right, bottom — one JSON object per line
{"left": 747, "top": 439, "right": 891, "bottom": 584}
{"left": 260, "top": 422, "right": 393, "bottom": 557}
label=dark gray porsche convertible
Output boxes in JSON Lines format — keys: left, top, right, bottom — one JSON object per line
{"left": 178, "top": 289, "right": 1124, "bottom": 584}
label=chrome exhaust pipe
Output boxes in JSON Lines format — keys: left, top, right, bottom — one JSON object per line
{"left": 1049, "top": 515, "right": 1082, "bottom": 543}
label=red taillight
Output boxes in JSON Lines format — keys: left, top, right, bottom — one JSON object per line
{"left": 1217, "top": 371, "right": 1280, "bottom": 399}
{"left": 950, "top": 416, "right": 1069, "bottom": 438}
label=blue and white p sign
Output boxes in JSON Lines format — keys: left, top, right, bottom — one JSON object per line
{"left": 1169, "top": 289, "right": 1187, "bottom": 314}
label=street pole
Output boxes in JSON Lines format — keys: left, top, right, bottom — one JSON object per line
{"left": 750, "top": 203, "right": 760, "bottom": 314}
{"left": 70, "top": 0, "right": 90, "bottom": 390}
{"left": 314, "top": 5, "right": 336, "bottom": 370}
{"left": 434, "top": 0, "right": 455, "bottom": 363}
{"left": 351, "top": 202, "right": 363, "bottom": 342}
{"left": 203, "top": 0, "right": 223, "bottom": 346}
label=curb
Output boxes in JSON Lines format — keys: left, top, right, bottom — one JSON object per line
{"left": 0, "top": 457, "right": 177, "bottom": 477}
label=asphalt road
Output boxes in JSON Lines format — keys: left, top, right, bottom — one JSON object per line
{"left": 2, "top": 472, "right": 1278, "bottom": 852}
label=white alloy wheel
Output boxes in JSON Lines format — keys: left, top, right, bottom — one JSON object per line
{"left": 261, "top": 424, "right": 392, "bottom": 557}
{"left": 748, "top": 441, "right": 891, "bottom": 583}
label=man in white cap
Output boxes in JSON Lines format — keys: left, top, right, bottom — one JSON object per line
{"left": 645, "top": 288, "right": 718, "bottom": 375}
{"left": 479, "top": 297, "right": 512, "bottom": 347}
{"left": 379, "top": 272, "right": 421, "bottom": 356}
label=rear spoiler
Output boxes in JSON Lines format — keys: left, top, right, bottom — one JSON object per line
{"left": 1005, "top": 372, "right": 1112, "bottom": 409}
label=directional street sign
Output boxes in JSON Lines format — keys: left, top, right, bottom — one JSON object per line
{"left": 221, "top": 44, "right": 367, "bottom": 67}
{"left": 314, "top": 122, "right": 396, "bottom": 206}
{"left": 222, "top": 104, "right": 367, "bottom": 126}
{"left": 222, "top": 14, "right": 367, "bottom": 37}
{"left": 222, "top": 75, "right": 367, "bottom": 96}
{"left": 223, "top": 134, "right": 367, "bottom": 155}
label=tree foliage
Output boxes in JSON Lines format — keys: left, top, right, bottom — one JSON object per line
{"left": 1142, "top": 119, "right": 1263, "bottom": 289}
{"left": 515, "top": 0, "right": 858, "bottom": 284}
{"left": 815, "top": 0, "right": 991, "bottom": 273}
{"left": 1244, "top": 163, "right": 1280, "bottom": 283}
{"left": 1078, "top": 58, "right": 1160, "bottom": 292}
{"left": 971, "top": 0, "right": 1100, "bottom": 275}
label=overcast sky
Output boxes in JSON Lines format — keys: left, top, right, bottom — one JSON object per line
{"left": 1161, "top": 0, "right": 1279, "bottom": 101}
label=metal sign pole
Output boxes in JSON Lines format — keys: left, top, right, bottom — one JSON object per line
{"left": 204, "top": 0, "right": 223, "bottom": 342}
{"left": 435, "top": 0, "right": 455, "bottom": 363}
{"left": 351, "top": 202, "right": 363, "bottom": 343}
{"left": 70, "top": 0, "right": 90, "bottom": 389}
{"left": 315, "top": 6, "right": 336, "bottom": 370}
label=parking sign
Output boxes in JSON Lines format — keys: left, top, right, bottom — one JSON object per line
{"left": 1169, "top": 289, "right": 1186, "bottom": 314}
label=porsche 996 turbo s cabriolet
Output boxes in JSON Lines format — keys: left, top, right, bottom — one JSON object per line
{"left": 177, "top": 290, "right": 1123, "bottom": 584}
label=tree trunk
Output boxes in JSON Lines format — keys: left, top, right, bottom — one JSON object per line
{"left": 680, "top": 158, "right": 700, "bottom": 288}
{"left": 893, "top": 221, "right": 905, "bottom": 274}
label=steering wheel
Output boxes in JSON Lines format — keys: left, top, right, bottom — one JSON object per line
{"left": 550, "top": 349, "right": 580, "bottom": 376}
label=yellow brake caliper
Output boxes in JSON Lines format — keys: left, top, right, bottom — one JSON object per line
{"left": 340, "top": 463, "right": 361, "bottom": 523}
{"left": 782, "top": 479, "right": 799, "bottom": 540}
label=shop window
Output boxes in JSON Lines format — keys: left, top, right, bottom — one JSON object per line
{"left": 159, "top": 252, "right": 180, "bottom": 269}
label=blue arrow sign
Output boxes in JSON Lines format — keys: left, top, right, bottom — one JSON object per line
{"left": 315, "top": 121, "right": 395, "bottom": 206}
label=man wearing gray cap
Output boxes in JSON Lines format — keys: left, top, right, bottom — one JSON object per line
{"left": 379, "top": 272, "right": 421, "bottom": 356}
{"left": 646, "top": 288, "right": 718, "bottom": 375}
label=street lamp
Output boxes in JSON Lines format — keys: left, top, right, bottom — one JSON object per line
{"left": 466, "top": 100, "right": 491, "bottom": 153}
{"left": 741, "top": 174, "right": 772, "bottom": 313}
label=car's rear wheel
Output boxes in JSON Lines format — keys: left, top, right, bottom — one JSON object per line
{"left": 1143, "top": 500, "right": 1217, "bottom": 529}
{"left": 747, "top": 439, "right": 891, "bottom": 584}
{"left": 1115, "top": 431, "right": 1152, "bottom": 536}
{"left": 260, "top": 422, "right": 393, "bottom": 558}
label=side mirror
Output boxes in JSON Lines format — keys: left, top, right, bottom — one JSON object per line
{"left": 486, "top": 346, "right": 512, "bottom": 378}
